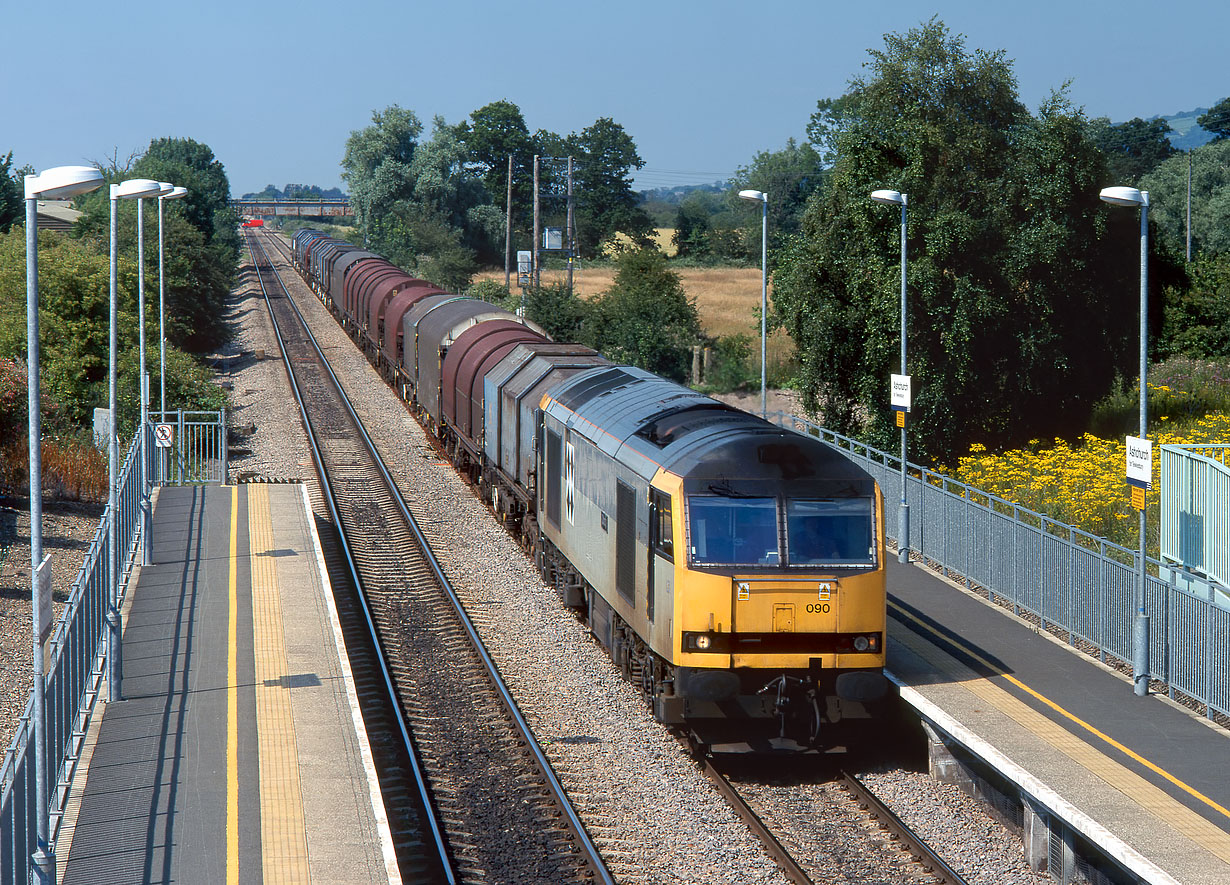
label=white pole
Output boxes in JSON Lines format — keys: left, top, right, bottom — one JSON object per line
{"left": 24, "top": 186, "right": 55, "bottom": 884}
{"left": 1134, "top": 193, "right": 1151, "bottom": 697}
{"left": 107, "top": 190, "right": 123, "bottom": 702}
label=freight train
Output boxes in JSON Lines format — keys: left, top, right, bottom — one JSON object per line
{"left": 282, "top": 228, "right": 889, "bottom": 752}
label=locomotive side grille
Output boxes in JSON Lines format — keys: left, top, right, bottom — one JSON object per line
{"left": 616, "top": 480, "right": 636, "bottom": 602}
{"left": 546, "top": 429, "right": 562, "bottom": 528}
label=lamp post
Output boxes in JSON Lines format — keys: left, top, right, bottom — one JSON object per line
{"left": 157, "top": 185, "right": 187, "bottom": 415}
{"left": 871, "top": 189, "right": 910, "bottom": 563}
{"left": 24, "top": 164, "right": 104, "bottom": 884}
{"left": 1100, "top": 184, "right": 1151, "bottom": 697}
{"left": 738, "top": 189, "right": 768, "bottom": 417}
{"left": 108, "top": 178, "right": 164, "bottom": 705}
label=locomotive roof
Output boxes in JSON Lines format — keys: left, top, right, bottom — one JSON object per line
{"left": 542, "top": 367, "right": 873, "bottom": 490}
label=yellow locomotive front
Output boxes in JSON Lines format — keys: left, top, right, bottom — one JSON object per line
{"left": 651, "top": 435, "right": 888, "bottom": 752}
{"left": 536, "top": 367, "right": 887, "bottom": 752}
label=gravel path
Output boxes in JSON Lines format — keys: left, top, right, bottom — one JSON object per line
{"left": 0, "top": 501, "right": 104, "bottom": 756}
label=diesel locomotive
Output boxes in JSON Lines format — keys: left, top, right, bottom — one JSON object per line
{"left": 284, "top": 228, "right": 888, "bottom": 751}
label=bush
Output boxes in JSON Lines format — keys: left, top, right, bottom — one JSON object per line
{"left": 697, "top": 334, "right": 756, "bottom": 393}
{"left": 584, "top": 248, "right": 700, "bottom": 380}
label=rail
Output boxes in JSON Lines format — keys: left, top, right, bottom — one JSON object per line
{"left": 248, "top": 230, "right": 613, "bottom": 883}
{"left": 777, "top": 412, "right": 1230, "bottom": 721}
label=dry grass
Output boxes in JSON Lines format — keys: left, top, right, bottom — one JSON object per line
{"left": 473, "top": 263, "right": 796, "bottom": 372}
{"left": 0, "top": 438, "right": 108, "bottom": 502}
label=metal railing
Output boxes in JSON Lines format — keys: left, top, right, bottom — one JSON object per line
{"left": 150, "top": 410, "right": 228, "bottom": 485}
{"left": 1161, "top": 444, "right": 1230, "bottom": 592}
{"left": 1, "top": 429, "right": 143, "bottom": 884}
{"left": 778, "top": 413, "right": 1230, "bottom": 720}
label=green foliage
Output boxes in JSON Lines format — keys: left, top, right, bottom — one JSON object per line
{"left": 1086, "top": 117, "right": 1175, "bottom": 185}
{"left": 570, "top": 118, "right": 654, "bottom": 255}
{"left": 0, "top": 358, "right": 25, "bottom": 446}
{"left": 1138, "top": 138, "right": 1230, "bottom": 255}
{"left": 732, "top": 138, "right": 826, "bottom": 258}
{"left": 132, "top": 137, "right": 239, "bottom": 262}
{"left": 0, "top": 225, "right": 227, "bottom": 438}
{"left": 524, "top": 283, "right": 589, "bottom": 342}
{"left": 775, "top": 20, "right": 1142, "bottom": 463}
{"left": 342, "top": 104, "right": 423, "bottom": 235}
{"left": 466, "top": 278, "right": 514, "bottom": 307}
{"left": 585, "top": 248, "right": 700, "bottom": 380}
{"left": 1, "top": 152, "right": 22, "bottom": 234}
{"left": 1089, "top": 357, "right": 1230, "bottom": 439}
{"left": 461, "top": 100, "right": 533, "bottom": 217}
{"left": 1197, "top": 97, "right": 1230, "bottom": 141}
{"left": 1160, "top": 253, "right": 1230, "bottom": 357}
{"left": 699, "top": 334, "right": 757, "bottom": 393}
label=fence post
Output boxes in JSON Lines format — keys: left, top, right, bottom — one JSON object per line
{"left": 220, "top": 408, "right": 229, "bottom": 484}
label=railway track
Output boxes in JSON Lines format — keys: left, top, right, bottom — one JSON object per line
{"left": 706, "top": 753, "right": 972, "bottom": 885}
{"left": 245, "top": 231, "right": 612, "bottom": 885}
{"left": 251, "top": 228, "right": 996, "bottom": 884}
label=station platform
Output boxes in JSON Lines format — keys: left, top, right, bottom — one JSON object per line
{"left": 57, "top": 483, "right": 398, "bottom": 884}
{"left": 887, "top": 556, "right": 1230, "bottom": 884}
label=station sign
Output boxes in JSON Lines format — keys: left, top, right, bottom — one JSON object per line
{"left": 1125, "top": 436, "right": 1152, "bottom": 488}
{"left": 517, "top": 250, "right": 533, "bottom": 287}
{"left": 890, "top": 374, "right": 911, "bottom": 411}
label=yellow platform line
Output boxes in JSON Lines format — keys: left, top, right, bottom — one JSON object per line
{"left": 891, "top": 604, "right": 1230, "bottom": 862}
{"left": 227, "top": 486, "right": 240, "bottom": 885}
{"left": 249, "top": 483, "right": 311, "bottom": 882}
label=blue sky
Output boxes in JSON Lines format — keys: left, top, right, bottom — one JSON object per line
{"left": 7, "top": 1, "right": 1226, "bottom": 196}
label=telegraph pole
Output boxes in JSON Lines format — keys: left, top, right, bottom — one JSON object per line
{"left": 533, "top": 154, "right": 541, "bottom": 289}
{"left": 505, "top": 154, "right": 513, "bottom": 287}
{"left": 566, "top": 156, "right": 575, "bottom": 292}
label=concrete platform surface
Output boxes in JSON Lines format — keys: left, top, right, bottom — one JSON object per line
{"left": 887, "top": 557, "right": 1230, "bottom": 885}
{"left": 57, "top": 483, "right": 398, "bottom": 884}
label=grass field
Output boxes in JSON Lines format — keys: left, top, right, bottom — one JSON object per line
{"left": 473, "top": 264, "right": 797, "bottom": 374}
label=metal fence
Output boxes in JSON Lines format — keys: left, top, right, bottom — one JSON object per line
{"left": 150, "top": 410, "right": 228, "bottom": 485}
{"left": 1, "top": 430, "right": 143, "bottom": 884}
{"left": 778, "top": 413, "right": 1230, "bottom": 720}
{"left": 1161, "top": 444, "right": 1230, "bottom": 592}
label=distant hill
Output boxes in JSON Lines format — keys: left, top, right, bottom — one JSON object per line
{"left": 1159, "top": 106, "right": 1217, "bottom": 151}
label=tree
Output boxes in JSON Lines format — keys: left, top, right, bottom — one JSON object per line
{"left": 1139, "top": 138, "right": 1230, "bottom": 256}
{"left": 570, "top": 118, "right": 653, "bottom": 254}
{"left": 731, "top": 138, "right": 826, "bottom": 256}
{"left": 0, "top": 152, "right": 22, "bottom": 233}
{"left": 1086, "top": 116, "right": 1175, "bottom": 184}
{"left": 1160, "top": 253, "right": 1230, "bottom": 357}
{"left": 585, "top": 248, "right": 700, "bottom": 380}
{"left": 774, "top": 20, "right": 1143, "bottom": 462}
{"left": 341, "top": 104, "right": 423, "bottom": 242}
{"left": 1197, "top": 97, "right": 1230, "bottom": 141}
{"left": 132, "top": 137, "right": 239, "bottom": 260}
{"left": 461, "top": 100, "right": 533, "bottom": 213}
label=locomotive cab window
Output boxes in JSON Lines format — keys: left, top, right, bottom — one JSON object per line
{"left": 687, "top": 496, "right": 778, "bottom": 567}
{"left": 786, "top": 498, "right": 875, "bottom": 567}
{"left": 650, "top": 489, "right": 673, "bottom": 559}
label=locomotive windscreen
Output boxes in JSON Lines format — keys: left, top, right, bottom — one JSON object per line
{"left": 686, "top": 494, "right": 876, "bottom": 570}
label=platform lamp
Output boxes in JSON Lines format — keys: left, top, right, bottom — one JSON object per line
{"left": 108, "top": 178, "right": 164, "bottom": 707}
{"left": 871, "top": 189, "right": 910, "bottom": 564}
{"left": 25, "top": 164, "right": 105, "bottom": 884}
{"left": 1100, "top": 185, "right": 1151, "bottom": 697}
{"left": 157, "top": 184, "right": 187, "bottom": 416}
{"left": 737, "top": 189, "right": 768, "bottom": 417}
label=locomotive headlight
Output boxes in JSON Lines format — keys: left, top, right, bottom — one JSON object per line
{"left": 695, "top": 634, "right": 712, "bottom": 651}
{"left": 853, "top": 635, "right": 870, "bottom": 652}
